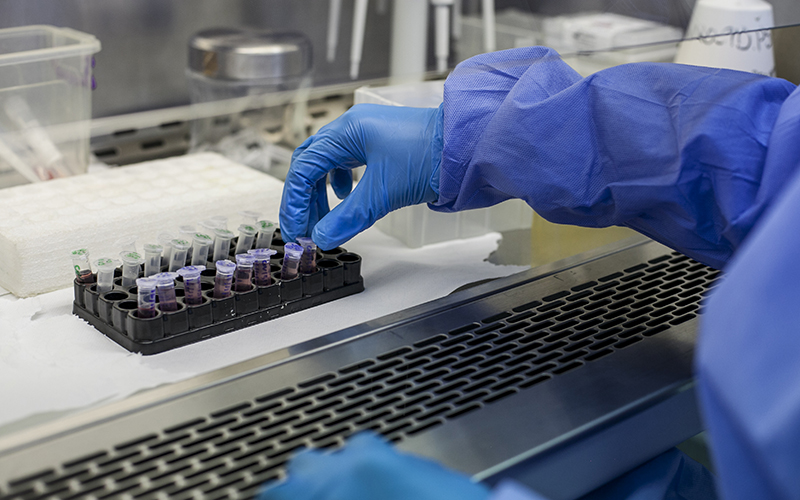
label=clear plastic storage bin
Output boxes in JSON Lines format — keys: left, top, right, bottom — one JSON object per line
{"left": 355, "top": 81, "right": 533, "bottom": 248}
{"left": 0, "top": 25, "right": 100, "bottom": 188}
{"left": 457, "top": 10, "right": 682, "bottom": 77}
{"left": 457, "top": 9, "right": 544, "bottom": 63}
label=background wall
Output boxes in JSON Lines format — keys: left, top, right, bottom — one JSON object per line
{"left": 0, "top": 0, "right": 393, "bottom": 117}
{"left": 0, "top": 0, "right": 796, "bottom": 118}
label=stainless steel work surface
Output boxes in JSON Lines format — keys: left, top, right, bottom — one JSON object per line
{"left": 0, "top": 238, "right": 719, "bottom": 500}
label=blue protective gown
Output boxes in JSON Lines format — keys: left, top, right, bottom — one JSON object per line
{"left": 433, "top": 47, "right": 800, "bottom": 500}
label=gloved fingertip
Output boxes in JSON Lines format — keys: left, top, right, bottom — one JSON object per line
{"left": 311, "top": 223, "right": 342, "bottom": 252}
{"left": 278, "top": 206, "right": 301, "bottom": 244}
{"left": 279, "top": 227, "right": 298, "bottom": 246}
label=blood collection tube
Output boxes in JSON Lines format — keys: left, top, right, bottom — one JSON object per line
{"left": 281, "top": 243, "right": 303, "bottom": 280}
{"left": 255, "top": 220, "right": 277, "bottom": 249}
{"left": 191, "top": 232, "right": 213, "bottom": 265}
{"left": 136, "top": 277, "right": 158, "bottom": 319}
{"left": 153, "top": 272, "right": 179, "bottom": 312}
{"left": 95, "top": 258, "right": 117, "bottom": 293}
{"left": 213, "top": 228, "right": 235, "bottom": 262}
{"left": 235, "top": 224, "right": 257, "bottom": 255}
{"left": 143, "top": 243, "right": 163, "bottom": 277}
{"left": 177, "top": 265, "right": 205, "bottom": 306}
{"left": 158, "top": 232, "right": 175, "bottom": 263}
{"left": 120, "top": 251, "right": 144, "bottom": 287}
{"left": 234, "top": 254, "right": 255, "bottom": 292}
{"left": 199, "top": 219, "right": 221, "bottom": 234}
{"left": 169, "top": 239, "right": 191, "bottom": 272}
{"left": 214, "top": 259, "right": 236, "bottom": 299}
{"left": 248, "top": 248, "right": 276, "bottom": 286}
{"left": 296, "top": 237, "right": 317, "bottom": 274}
{"left": 70, "top": 248, "right": 94, "bottom": 284}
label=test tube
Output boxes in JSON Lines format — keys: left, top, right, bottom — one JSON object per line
{"left": 191, "top": 232, "right": 213, "bottom": 265}
{"left": 95, "top": 258, "right": 117, "bottom": 294}
{"left": 158, "top": 232, "right": 175, "bottom": 262}
{"left": 212, "top": 228, "right": 235, "bottom": 262}
{"left": 234, "top": 253, "right": 255, "bottom": 292}
{"left": 114, "top": 235, "right": 138, "bottom": 253}
{"left": 296, "top": 237, "right": 317, "bottom": 274}
{"left": 248, "top": 248, "right": 276, "bottom": 286}
{"left": 235, "top": 224, "right": 257, "bottom": 255}
{"left": 281, "top": 243, "right": 303, "bottom": 280}
{"left": 119, "top": 251, "right": 144, "bottom": 288}
{"left": 178, "top": 225, "right": 196, "bottom": 251}
{"left": 255, "top": 220, "right": 277, "bottom": 249}
{"left": 153, "top": 272, "right": 179, "bottom": 312}
{"left": 143, "top": 243, "right": 163, "bottom": 277}
{"left": 70, "top": 248, "right": 94, "bottom": 283}
{"left": 214, "top": 259, "right": 236, "bottom": 299}
{"left": 209, "top": 215, "right": 228, "bottom": 230}
{"left": 239, "top": 210, "right": 262, "bottom": 226}
{"left": 199, "top": 219, "right": 222, "bottom": 234}
{"left": 169, "top": 239, "right": 191, "bottom": 272}
{"left": 177, "top": 265, "right": 206, "bottom": 306}
{"left": 136, "top": 277, "right": 158, "bottom": 319}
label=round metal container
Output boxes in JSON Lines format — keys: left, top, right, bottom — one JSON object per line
{"left": 188, "top": 28, "right": 312, "bottom": 82}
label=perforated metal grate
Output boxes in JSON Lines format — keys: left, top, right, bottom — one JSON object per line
{"left": 1, "top": 252, "right": 720, "bottom": 500}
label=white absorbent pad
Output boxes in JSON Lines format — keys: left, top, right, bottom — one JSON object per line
{"left": 0, "top": 153, "right": 284, "bottom": 297}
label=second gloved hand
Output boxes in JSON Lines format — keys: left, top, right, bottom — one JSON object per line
{"left": 280, "top": 103, "right": 443, "bottom": 250}
{"left": 258, "top": 432, "right": 490, "bottom": 500}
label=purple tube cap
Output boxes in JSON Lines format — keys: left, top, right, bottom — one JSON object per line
{"left": 136, "top": 277, "right": 158, "bottom": 290}
{"left": 284, "top": 242, "right": 303, "bottom": 258}
{"left": 235, "top": 253, "right": 256, "bottom": 266}
{"left": 248, "top": 248, "right": 277, "bottom": 261}
{"left": 215, "top": 259, "right": 236, "bottom": 275}
{"left": 177, "top": 265, "right": 206, "bottom": 279}
{"left": 152, "top": 272, "right": 179, "bottom": 285}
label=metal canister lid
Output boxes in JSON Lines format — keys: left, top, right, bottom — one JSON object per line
{"left": 188, "top": 28, "right": 312, "bottom": 81}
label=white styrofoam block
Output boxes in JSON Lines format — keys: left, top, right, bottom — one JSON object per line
{"left": 0, "top": 153, "right": 284, "bottom": 297}
{"left": 375, "top": 199, "right": 533, "bottom": 248}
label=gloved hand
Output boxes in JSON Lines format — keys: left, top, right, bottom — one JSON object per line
{"left": 257, "top": 432, "right": 490, "bottom": 500}
{"left": 279, "top": 103, "right": 443, "bottom": 250}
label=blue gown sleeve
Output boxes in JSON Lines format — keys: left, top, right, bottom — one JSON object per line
{"left": 696, "top": 87, "right": 800, "bottom": 500}
{"left": 433, "top": 47, "right": 797, "bottom": 269}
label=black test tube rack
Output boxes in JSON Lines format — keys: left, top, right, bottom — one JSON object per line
{"left": 72, "top": 230, "right": 364, "bottom": 355}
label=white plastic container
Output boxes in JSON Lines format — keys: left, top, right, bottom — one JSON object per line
{"left": 457, "top": 10, "right": 681, "bottom": 77}
{"left": 0, "top": 25, "right": 100, "bottom": 188}
{"left": 354, "top": 81, "right": 533, "bottom": 248}
{"left": 675, "top": 0, "right": 775, "bottom": 76}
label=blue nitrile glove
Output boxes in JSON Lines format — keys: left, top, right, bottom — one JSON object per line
{"left": 280, "top": 103, "right": 443, "bottom": 250}
{"left": 257, "top": 432, "right": 490, "bottom": 500}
